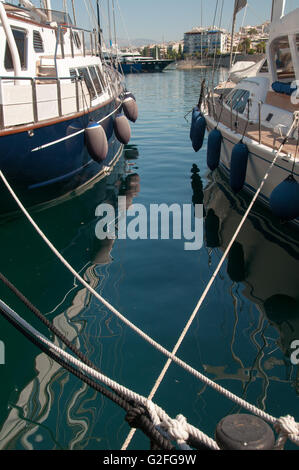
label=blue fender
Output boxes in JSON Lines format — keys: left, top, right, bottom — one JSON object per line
{"left": 230, "top": 142, "right": 249, "bottom": 193}
{"left": 192, "top": 114, "right": 206, "bottom": 152}
{"left": 270, "top": 175, "right": 299, "bottom": 221}
{"left": 207, "top": 128, "right": 222, "bottom": 171}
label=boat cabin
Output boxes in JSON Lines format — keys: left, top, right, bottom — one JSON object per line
{"left": 0, "top": 1, "right": 122, "bottom": 130}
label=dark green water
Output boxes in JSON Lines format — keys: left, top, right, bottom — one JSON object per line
{"left": 0, "top": 68, "right": 298, "bottom": 451}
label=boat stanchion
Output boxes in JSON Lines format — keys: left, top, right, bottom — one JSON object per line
{"left": 114, "top": 113, "right": 131, "bottom": 145}
{"left": 85, "top": 121, "right": 108, "bottom": 162}
{"left": 215, "top": 414, "right": 275, "bottom": 451}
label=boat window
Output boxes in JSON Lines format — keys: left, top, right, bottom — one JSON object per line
{"left": 77, "top": 67, "right": 96, "bottom": 100}
{"left": 96, "top": 65, "right": 106, "bottom": 89}
{"left": 226, "top": 89, "right": 250, "bottom": 114}
{"left": 88, "top": 66, "right": 103, "bottom": 94}
{"left": 33, "top": 31, "right": 44, "bottom": 53}
{"left": 4, "top": 28, "right": 27, "bottom": 70}
{"left": 234, "top": 90, "right": 250, "bottom": 114}
{"left": 69, "top": 68, "right": 77, "bottom": 82}
{"left": 271, "top": 35, "right": 295, "bottom": 81}
{"left": 73, "top": 32, "right": 81, "bottom": 49}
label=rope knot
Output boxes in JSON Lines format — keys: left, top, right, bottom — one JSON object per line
{"left": 160, "top": 414, "right": 189, "bottom": 446}
{"left": 125, "top": 406, "right": 147, "bottom": 429}
{"left": 274, "top": 415, "right": 299, "bottom": 449}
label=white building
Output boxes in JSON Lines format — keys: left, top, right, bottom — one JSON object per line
{"left": 184, "top": 27, "right": 229, "bottom": 55}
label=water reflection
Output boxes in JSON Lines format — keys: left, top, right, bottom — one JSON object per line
{"left": 203, "top": 170, "right": 299, "bottom": 405}
{"left": 191, "top": 164, "right": 205, "bottom": 217}
{"left": 0, "top": 150, "right": 140, "bottom": 450}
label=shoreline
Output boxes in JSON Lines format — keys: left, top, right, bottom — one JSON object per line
{"left": 174, "top": 54, "right": 265, "bottom": 70}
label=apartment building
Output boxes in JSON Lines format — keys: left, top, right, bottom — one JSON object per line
{"left": 184, "top": 27, "right": 229, "bottom": 55}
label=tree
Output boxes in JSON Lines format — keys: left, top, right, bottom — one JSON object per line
{"left": 256, "top": 41, "right": 266, "bottom": 54}
{"left": 238, "top": 38, "right": 251, "bottom": 54}
{"left": 177, "top": 44, "right": 183, "bottom": 60}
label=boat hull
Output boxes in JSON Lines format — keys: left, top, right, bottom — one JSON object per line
{"left": 0, "top": 99, "right": 124, "bottom": 214}
{"left": 205, "top": 115, "right": 299, "bottom": 228}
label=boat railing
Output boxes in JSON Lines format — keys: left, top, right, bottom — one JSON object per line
{"left": 0, "top": 75, "right": 91, "bottom": 130}
{"left": 54, "top": 24, "right": 100, "bottom": 71}
{"left": 5, "top": 3, "right": 101, "bottom": 63}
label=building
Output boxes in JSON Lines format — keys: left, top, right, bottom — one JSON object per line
{"left": 239, "top": 21, "right": 270, "bottom": 37}
{"left": 184, "top": 27, "right": 229, "bottom": 55}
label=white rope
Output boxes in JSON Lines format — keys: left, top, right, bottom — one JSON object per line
{"left": 0, "top": 298, "right": 218, "bottom": 450}
{"left": 0, "top": 115, "right": 298, "bottom": 450}
{"left": 122, "top": 114, "right": 299, "bottom": 448}
{"left": 0, "top": 167, "right": 282, "bottom": 424}
{"left": 274, "top": 416, "right": 299, "bottom": 450}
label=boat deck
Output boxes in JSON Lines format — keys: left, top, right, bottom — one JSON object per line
{"left": 208, "top": 92, "right": 299, "bottom": 160}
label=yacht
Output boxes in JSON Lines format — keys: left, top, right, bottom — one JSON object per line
{"left": 118, "top": 52, "right": 174, "bottom": 74}
{"left": 192, "top": 0, "right": 299, "bottom": 227}
{"left": 0, "top": 0, "right": 138, "bottom": 214}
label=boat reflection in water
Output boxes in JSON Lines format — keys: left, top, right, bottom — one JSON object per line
{"left": 201, "top": 168, "right": 299, "bottom": 403}
{"left": 0, "top": 148, "right": 140, "bottom": 450}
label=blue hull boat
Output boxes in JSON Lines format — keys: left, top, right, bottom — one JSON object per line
{"left": 0, "top": 1, "right": 137, "bottom": 215}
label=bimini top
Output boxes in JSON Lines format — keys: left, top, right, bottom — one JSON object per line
{"left": 267, "top": 8, "right": 299, "bottom": 83}
{"left": 269, "top": 7, "right": 299, "bottom": 40}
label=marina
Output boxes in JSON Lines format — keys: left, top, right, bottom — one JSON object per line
{"left": 0, "top": 0, "right": 298, "bottom": 454}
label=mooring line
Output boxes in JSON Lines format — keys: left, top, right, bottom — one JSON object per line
{"left": 0, "top": 115, "right": 298, "bottom": 450}
{"left": 122, "top": 113, "right": 299, "bottom": 449}
{"left": 0, "top": 298, "right": 218, "bottom": 451}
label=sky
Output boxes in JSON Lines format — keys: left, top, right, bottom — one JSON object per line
{"left": 47, "top": 0, "right": 299, "bottom": 43}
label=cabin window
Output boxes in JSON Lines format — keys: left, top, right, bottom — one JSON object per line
{"left": 271, "top": 36, "right": 295, "bottom": 81}
{"left": 88, "top": 66, "right": 102, "bottom": 94}
{"left": 226, "top": 89, "right": 250, "bottom": 114}
{"left": 96, "top": 65, "right": 106, "bottom": 89}
{"left": 77, "top": 67, "right": 96, "bottom": 100}
{"left": 33, "top": 31, "right": 44, "bottom": 53}
{"left": 4, "top": 28, "right": 27, "bottom": 70}
{"left": 73, "top": 32, "right": 81, "bottom": 49}
{"left": 69, "top": 68, "right": 77, "bottom": 82}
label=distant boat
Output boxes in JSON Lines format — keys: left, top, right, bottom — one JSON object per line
{"left": 104, "top": 49, "right": 174, "bottom": 74}
{"left": 0, "top": 0, "right": 138, "bottom": 214}
{"left": 118, "top": 53, "right": 174, "bottom": 74}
